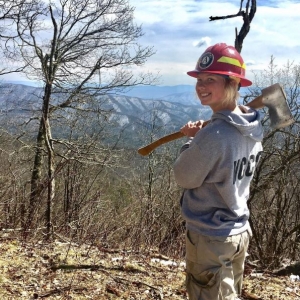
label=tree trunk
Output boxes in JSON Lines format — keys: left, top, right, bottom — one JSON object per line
{"left": 44, "top": 116, "right": 55, "bottom": 240}
{"left": 26, "top": 83, "right": 55, "bottom": 240}
{"left": 25, "top": 119, "right": 45, "bottom": 234}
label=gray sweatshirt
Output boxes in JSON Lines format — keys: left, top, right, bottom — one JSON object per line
{"left": 173, "top": 105, "right": 263, "bottom": 236}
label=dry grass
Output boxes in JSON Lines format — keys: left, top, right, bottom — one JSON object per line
{"left": 0, "top": 237, "right": 299, "bottom": 299}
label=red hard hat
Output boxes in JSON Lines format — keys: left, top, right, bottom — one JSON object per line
{"left": 187, "top": 43, "right": 252, "bottom": 87}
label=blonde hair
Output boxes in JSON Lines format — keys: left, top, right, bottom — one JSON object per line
{"left": 222, "top": 77, "right": 240, "bottom": 107}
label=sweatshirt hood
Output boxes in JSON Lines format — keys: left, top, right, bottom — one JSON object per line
{"left": 211, "top": 105, "right": 264, "bottom": 142}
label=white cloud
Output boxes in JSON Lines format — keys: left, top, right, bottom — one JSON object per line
{"left": 129, "top": 0, "right": 300, "bottom": 85}
{"left": 4, "top": 0, "right": 300, "bottom": 86}
{"left": 193, "top": 37, "right": 212, "bottom": 48}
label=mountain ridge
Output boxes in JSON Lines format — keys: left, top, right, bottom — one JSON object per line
{"left": 0, "top": 83, "right": 211, "bottom": 147}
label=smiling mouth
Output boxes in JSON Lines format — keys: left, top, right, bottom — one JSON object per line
{"left": 200, "top": 93, "right": 210, "bottom": 97}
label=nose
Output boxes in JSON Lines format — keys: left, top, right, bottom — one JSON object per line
{"left": 196, "top": 81, "right": 206, "bottom": 89}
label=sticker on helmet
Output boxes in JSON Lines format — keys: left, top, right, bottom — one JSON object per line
{"left": 199, "top": 52, "right": 214, "bottom": 69}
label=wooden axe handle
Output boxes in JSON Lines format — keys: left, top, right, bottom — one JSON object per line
{"left": 138, "top": 131, "right": 185, "bottom": 156}
{"left": 138, "top": 120, "right": 211, "bottom": 156}
{"left": 137, "top": 95, "right": 265, "bottom": 156}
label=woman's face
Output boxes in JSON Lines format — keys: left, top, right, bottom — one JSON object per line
{"left": 195, "top": 73, "right": 229, "bottom": 112}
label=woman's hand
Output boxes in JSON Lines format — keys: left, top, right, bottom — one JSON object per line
{"left": 180, "top": 120, "right": 204, "bottom": 137}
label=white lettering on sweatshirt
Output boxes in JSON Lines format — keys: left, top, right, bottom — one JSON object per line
{"left": 233, "top": 151, "right": 262, "bottom": 184}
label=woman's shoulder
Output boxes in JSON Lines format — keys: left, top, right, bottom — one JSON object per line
{"left": 197, "top": 118, "right": 236, "bottom": 138}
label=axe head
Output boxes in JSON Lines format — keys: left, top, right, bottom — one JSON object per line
{"left": 262, "top": 83, "right": 295, "bottom": 129}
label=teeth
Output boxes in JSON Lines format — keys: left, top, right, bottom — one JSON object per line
{"left": 201, "top": 93, "right": 209, "bottom": 96}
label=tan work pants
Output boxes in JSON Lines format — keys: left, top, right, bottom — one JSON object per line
{"left": 185, "top": 229, "right": 250, "bottom": 300}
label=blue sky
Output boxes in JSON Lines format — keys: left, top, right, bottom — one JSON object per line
{"left": 130, "top": 0, "right": 300, "bottom": 85}
{"left": 3, "top": 0, "right": 300, "bottom": 87}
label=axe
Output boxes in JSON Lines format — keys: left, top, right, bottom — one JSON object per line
{"left": 138, "top": 83, "right": 295, "bottom": 156}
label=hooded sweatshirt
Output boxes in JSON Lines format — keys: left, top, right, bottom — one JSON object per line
{"left": 173, "top": 105, "right": 263, "bottom": 236}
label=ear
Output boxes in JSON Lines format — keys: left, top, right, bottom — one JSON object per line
{"left": 229, "top": 78, "right": 240, "bottom": 90}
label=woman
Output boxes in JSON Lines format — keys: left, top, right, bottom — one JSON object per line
{"left": 173, "top": 43, "right": 263, "bottom": 300}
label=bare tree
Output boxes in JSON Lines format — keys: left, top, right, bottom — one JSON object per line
{"left": 0, "top": 0, "right": 32, "bottom": 74}
{"left": 209, "top": 0, "right": 257, "bottom": 52}
{"left": 0, "top": 0, "right": 157, "bottom": 238}
{"left": 116, "top": 110, "right": 184, "bottom": 255}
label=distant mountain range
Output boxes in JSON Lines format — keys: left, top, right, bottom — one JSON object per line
{"left": 0, "top": 82, "right": 212, "bottom": 148}
{"left": 3, "top": 80, "right": 199, "bottom": 105}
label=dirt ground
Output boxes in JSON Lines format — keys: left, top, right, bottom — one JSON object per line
{"left": 0, "top": 237, "right": 300, "bottom": 299}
